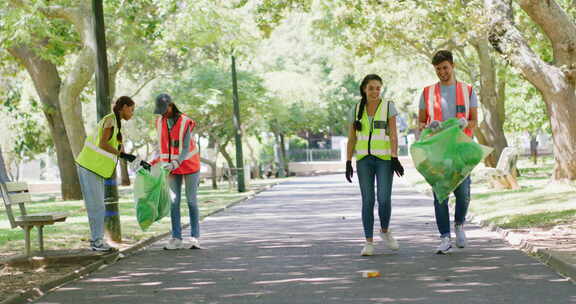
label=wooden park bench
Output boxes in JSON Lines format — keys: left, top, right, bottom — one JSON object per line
{"left": 0, "top": 181, "right": 68, "bottom": 257}
{"left": 485, "top": 147, "right": 520, "bottom": 190}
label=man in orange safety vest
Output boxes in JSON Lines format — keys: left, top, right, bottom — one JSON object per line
{"left": 418, "top": 50, "right": 478, "bottom": 255}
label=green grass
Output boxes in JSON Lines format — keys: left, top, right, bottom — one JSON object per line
{"left": 405, "top": 154, "right": 576, "bottom": 229}
{"left": 0, "top": 179, "right": 282, "bottom": 259}
{"left": 491, "top": 209, "right": 576, "bottom": 229}
{"left": 465, "top": 155, "right": 576, "bottom": 229}
{"left": 471, "top": 186, "right": 538, "bottom": 200}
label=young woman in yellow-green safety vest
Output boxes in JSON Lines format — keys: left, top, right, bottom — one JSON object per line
{"left": 76, "top": 96, "right": 149, "bottom": 252}
{"left": 345, "top": 74, "right": 405, "bottom": 257}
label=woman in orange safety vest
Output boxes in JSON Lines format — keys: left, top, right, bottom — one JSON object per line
{"left": 152, "top": 93, "right": 201, "bottom": 250}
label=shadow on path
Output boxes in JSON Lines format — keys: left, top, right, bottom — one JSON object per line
{"left": 36, "top": 175, "right": 575, "bottom": 304}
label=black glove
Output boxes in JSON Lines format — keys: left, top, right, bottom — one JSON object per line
{"left": 345, "top": 160, "right": 354, "bottom": 183}
{"left": 140, "top": 161, "right": 151, "bottom": 171}
{"left": 119, "top": 152, "right": 136, "bottom": 163}
{"left": 391, "top": 157, "right": 404, "bottom": 177}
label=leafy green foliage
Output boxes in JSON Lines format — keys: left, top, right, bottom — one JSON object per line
{"left": 0, "top": 1, "right": 80, "bottom": 65}
{"left": 322, "top": 74, "right": 359, "bottom": 136}
{"left": 504, "top": 84, "right": 550, "bottom": 135}
{"left": 154, "top": 62, "right": 268, "bottom": 142}
{"left": 252, "top": 0, "right": 313, "bottom": 37}
{"left": 1, "top": 86, "right": 51, "bottom": 161}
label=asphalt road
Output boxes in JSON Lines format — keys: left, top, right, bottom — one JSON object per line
{"left": 36, "top": 174, "right": 576, "bottom": 304}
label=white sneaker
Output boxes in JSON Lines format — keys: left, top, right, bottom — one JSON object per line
{"left": 189, "top": 237, "right": 201, "bottom": 249}
{"left": 164, "top": 238, "right": 185, "bottom": 250}
{"left": 455, "top": 224, "right": 467, "bottom": 248}
{"left": 361, "top": 242, "right": 374, "bottom": 256}
{"left": 380, "top": 230, "right": 399, "bottom": 251}
{"left": 436, "top": 236, "right": 452, "bottom": 254}
{"left": 90, "top": 239, "right": 115, "bottom": 252}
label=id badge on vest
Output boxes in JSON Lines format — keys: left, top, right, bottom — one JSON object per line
{"left": 373, "top": 120, "right": 389, "bottom": 135}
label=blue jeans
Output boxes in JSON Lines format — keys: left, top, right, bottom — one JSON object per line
{"left": 356, "top": 155, "right": 394, "bottom": 239}
{"left": 76, "top": 165, "right": 105, "bottom": 242}
{"left": 168, "top": 172, "right": 200, "bottom": 239}
{"left": 433, "top": 176, "right": 471, "bottom": 238}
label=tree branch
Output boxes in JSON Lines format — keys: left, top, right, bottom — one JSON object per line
{"left": 39, "top": 5, "right": 78, "bottom": 21}
{"left": 10, "top": 0, "right": 79, "bottom": 23}
{"left": 485, "top": 0, "right": 566, "bottom": 93}
{"left": 519, "top": 0, "right": 576, "bottom": 65}
{"left": 130, "top": 74, "right": 170, "bottom": 98}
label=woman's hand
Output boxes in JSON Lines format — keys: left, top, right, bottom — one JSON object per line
{"left": 119, "top": 152, "right": 137, "bottom": 162}
{"left": 391, "top": 157, "right": 404, "bottom": 177}
{"left": 345, "top": 160, "right": 354, "bottom": 183}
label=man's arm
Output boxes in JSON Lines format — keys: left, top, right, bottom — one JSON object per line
{"left": 417, "top": 92, "right": 428, "bottom": 131}
{"left": 418, "top": 109, "right": 427, "bottom": 131}
{"left": 468, "top": 107, "right": 478, "bottom": 132}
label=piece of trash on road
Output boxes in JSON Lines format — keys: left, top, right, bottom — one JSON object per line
{"left": 360, "top": 270, "right": 381, "bottom": 278}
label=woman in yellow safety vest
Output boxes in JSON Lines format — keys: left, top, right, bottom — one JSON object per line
{"left": 76, "top": 96, "right": 149, "bottom": 252}
{"left": 345, "top": 74, "right": 404, "bottom": 256}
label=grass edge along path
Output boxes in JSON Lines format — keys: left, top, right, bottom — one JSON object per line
{"left": 401, "top": 155, "right": 576, "bottom": 230}
{"left": 0, "top": 179, "right": 284, "bottom": 260}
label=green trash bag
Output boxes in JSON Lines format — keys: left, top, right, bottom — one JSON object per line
{"left": 133, "top": 165, "right": 172, "bottom": 231}
{"left": 411, "top": 118, "right": 493, "bottom": 202}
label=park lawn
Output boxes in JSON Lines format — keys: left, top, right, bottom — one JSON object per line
{"left": 404, "top": 155, "right": 576, "bottom": 229}
{"left": 0, "top": 179, "right": 281, "bottom": 259}
{"left": 467, "top": 156, "right": 576, "bottom": 229}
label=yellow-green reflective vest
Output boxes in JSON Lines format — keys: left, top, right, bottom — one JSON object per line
{"left": 354, "top": 100, "right": 391, "bottom": 161}
{"left": 76, "top": 113, "right": 119, "bottom": 178}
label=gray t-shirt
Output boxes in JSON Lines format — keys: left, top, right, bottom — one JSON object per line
{"left": 348, "top": 100, "right": 398, "bottom": 124}
{"left": 418, "top": 84, "right": 478, "bottom": 121}
{"left": 167, "top": 116, "right": 192, "bottom": 164}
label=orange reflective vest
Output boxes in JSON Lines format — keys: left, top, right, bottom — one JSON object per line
{"left": 152, "top": 114, "right": 200, "bottom": 174}
{"left": 423, "top": 81, "right": 473, "bottom": 137}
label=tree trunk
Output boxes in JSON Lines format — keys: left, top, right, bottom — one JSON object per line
{"left": 529, "top": 133, "right": 539, "bottom": 165}
{"left": 58, "top": 47, "right": 94, "bottom": 156}
{"left": 51, "top": 121, "right": 83, "bottom": 200}
{"left": 8, "top": 45, "right": 82, "bottom": 200}
{"left": 0, "top": 146, "right": 10, "bottom": 183}
{"left": 201, "top": 157, "right": 218, "bottom": 190}
{"left": 472, "top": 38, "right": 508, "bottom": 167}
{"left": 218, "top": 145, "right": 235, "bottom": 171}
{"left": 486, "top": 0, "right": 576, "bottom": 180}
{"left": 274, "top": 133, "right": 286, "bottom": 178}
{"left": 542, "top": 88, "right": 576, "bottom": 179}
{"left": 279, "top": 133, "right": 289, "bottom": 176}
{"left": 35, "top": 1, "right": 95, "bottom": 157}
{"left": 120, "top": 160, "right": 130, "bottom": 186}
{"left": 244, "top": 140, "right": 260, "bottom": 179}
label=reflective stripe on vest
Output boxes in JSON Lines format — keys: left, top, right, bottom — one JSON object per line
{"left": 75, "top": 113, "right": 119, "bottom": 178}
{"left": 423, "top": 81, "right": 473, "bottom": 137}
{"left": 354, "top": 100, "right": 392, "bottom": 161}
{"left": 156, "top": 114, "right": 200, "bottom": 174}
{"left": 158, "top": 144, "right": 199, "bottom": 161}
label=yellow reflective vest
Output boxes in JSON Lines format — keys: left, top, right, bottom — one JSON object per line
{"left": 354, "top": 100, "right": 392, "bottom": 161}
{"left": 76, "top": 113, "right": 119, "bottom": 178}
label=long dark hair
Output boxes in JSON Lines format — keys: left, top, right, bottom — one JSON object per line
{"left": 112, "top": 96, "right": 135, "bottom": 143}
{"left": 354, "top": 74, "right": 383, "bottom": 131}
{"left": 169, "top": 103, "right": 182, "bottom": 119}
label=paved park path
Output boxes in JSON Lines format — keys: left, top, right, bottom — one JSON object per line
{"left": 36, "top": 175, "right": 575, "bottom": 303}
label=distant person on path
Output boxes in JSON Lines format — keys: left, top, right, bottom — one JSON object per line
{"left": 76, "top": 96, "right": 149, "bottom": 252}
{"left": 345, "top": 74, "right": 404, "bottom": 256}
{"left": 418, "top": 50, "right": 478, "bottom": 254}
{"left": 151, "top": 93, "right": 202, "bottom": 250}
